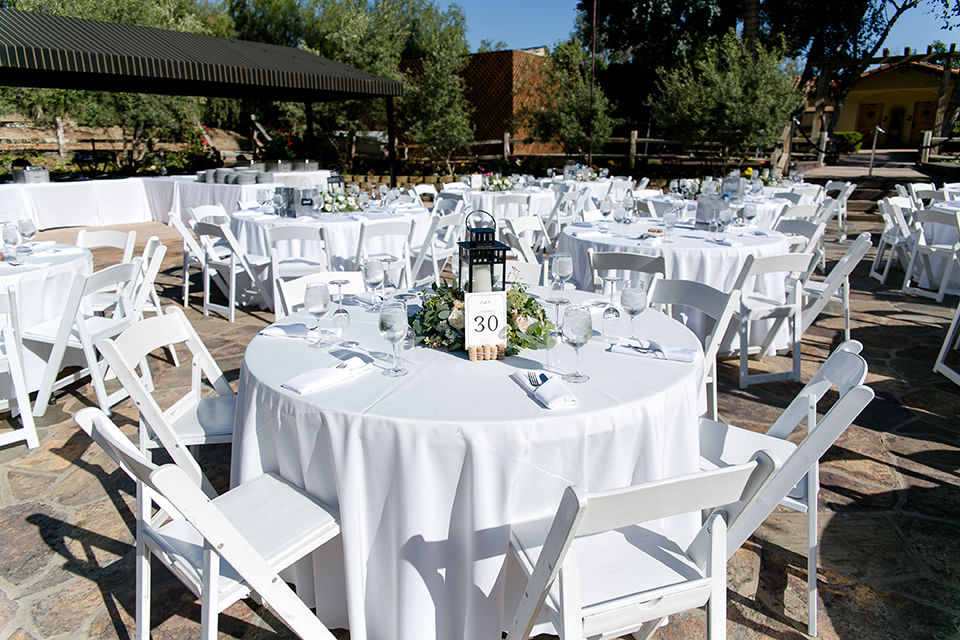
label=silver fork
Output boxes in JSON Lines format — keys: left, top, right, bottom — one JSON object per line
{"left": 528, "top": 371, "right": 543, "bottom": 387}
{"left": 336, "top": 362, "right": 348, "bottom": 370}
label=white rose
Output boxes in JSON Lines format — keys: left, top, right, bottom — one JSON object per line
{"left": 447, "top": 309, "right": 465, "bottom": 330}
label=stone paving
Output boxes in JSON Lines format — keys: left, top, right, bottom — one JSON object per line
{"left": 0, "top": 211, "right": 958, "bottom": 640}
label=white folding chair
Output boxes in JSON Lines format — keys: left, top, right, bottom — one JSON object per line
{"left": 493, "top": 193, "right": 531, "bottom": 221}
{"left": 731, "top": 252, "right": 817, "bottom": 388}
{"left": 901, "top": 208, "right": 960, "bottom": 303}
{"left": 585, "top": 249, "right": 665, "bottom": 293}
{"left": 776, "top": 218, "right": 826, "bottom": 254}
{"left": 870, "top": 197, "right": 915, "bottom": 284}
{"left": 605, "top": 178, "right": 635, "bottom": 203}
{"left": 793, "top": 184, "right": 823, "bottom": 202}
{"left": 95, "top": 307, "right": 235, "bottom": 498}
{"left": 913, "top": 188, "right": 946, "bottom": 210}
{"left": 276, "top": 271, "right": 365, "bottom": 317}
{"left": 187, "top": 204, "right": 230, "bottom": 227}
{"left": 170, "top": 214, "right": 223, "bottom": 306}
{"left": 774, "top": 191, "right": 803, "bottom": 205}
{"left": 800, "top": 233, "right": 873, "bottom": 341}
{"left": 501, "top": 228, "right": 540, "bottom": 265}
{"left": 75, "top": 228, "right": 136, "bottom": 268}
{"left": 700, "top": 342, "right": 872, "bottom": 636}
{"left": 409, "top": 212, "right": 464, "bottom": 288}
{"left": 413, "top": 183, "right": 438, "bottom": 207}
{"left": 506, "top": 454, "right": 779, "bottom": 640}
{"left": 505, "top": 216, "right": 551, "bottom": 257}
{"left": 354, "top": 219, "right": 415, "bottom": 287}
{"left": 935, "top": 298, "right": 960, "bottom": 387}
{"left": 647, "top": 278, "right": 741, "bottom": 421}
{"left": 0, "top": 287, "right": 38, "bottom": 449}
{"left": 781, "top": 203, "right": 818, "bottom": 220}
{"left": 544, "top": 190, "right": 583, "bottom": 247}
{"left": 504, "top": 260, "right": 545, "bottom": 287}
{"left": 636, "top": 177, "right": 650, "bottom": 190}
{"left": 824, "top": 181, "right": 856, "bottom": 241}
{"left": 194, "top": 221, "right": 273, "bottom": 322}
{"left": 74, "top": 407, "right": 341, "bottom": 640}
{"left": 263, "top": 225, "right": 331, "bottom": 318}
{"left": 24, "top": 259, "right": 142, "bottom": 417}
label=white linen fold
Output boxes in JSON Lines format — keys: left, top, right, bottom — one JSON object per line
{"left": 259, "top": 323, "right": 335, "bottom": 340}
{"left": 510, "top": 370, "right": 579, "bottom": 409}
{"left": 707, "top": 236, "right": 743, "bottom": 247}
{"left": 611, "top": 338, "right": 696, "bottom": 363}
{"left": 281, "top": 356, "right": 372, "bottom": 394}
{"left": 354, "top": 291, "right": 380, "bottom": 306}
{"left": 639, "top": 236, "right": 662, "bottom": 247}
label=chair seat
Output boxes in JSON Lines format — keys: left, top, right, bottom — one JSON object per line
{"left": 158, "top": 395, "right": 236, "bottom": 447}
{"left": 23, "top": 314, "right": 129, "bottom": 347}
{"left": 276, "top": 258, "right": 325, "bottom": 279}
{"left": 150, "top": 472, "right": 339, "bottom": 597}
{"left": 802, "top": 280, "right": 839, "bottom": 301}
{"left": 737, "top": 293, "right": 796, "bottom": 319}
{"left": 512, "top": 516, "right": 710, "bottom": 637}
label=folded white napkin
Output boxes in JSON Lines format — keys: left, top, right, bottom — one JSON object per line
{"left": 259, "top": 323, "right": 336, "bottom": 340}
{"left": 740, "top": 230, "right": 769, "bottom": 237}
{"left": 611, "top": 338, "right": 696, "bottom": 363}
{"left": 351, "top": 214, "right": 368, "bottom": 221}
{"left": 281, "top": 357, "right": 372, "bottom": 395}
{"left": 510, "top": 370, "right": 579, "bottom": 409}
{"left": 707, "top": 236, "right": 742, "bottom": 247}
{"left": 639, "top": 236, "right": 662, "bottom": 247}
{"left": 31, "top": 241, "right": 55, "bottom": 250}
{"left": 569, "top": 228, "right": 602, "bottom": 238}
{"left": 354, "top": 291, "right": 381, "bottom": 306}
{"left": 570, "top": 221, "right": 593, "bottom": 227}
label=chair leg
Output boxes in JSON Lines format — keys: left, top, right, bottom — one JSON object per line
{"left": 5, "top": 336, "right": 38, "bottom": 448}
{"left": 739, "top": 316, "right": 750, "bottom": 389}
{"left": 32, "top": 332, "right": 72, "bottom": 417}
{"left": 792, "top": 313, "right": 802, "bottom": 382}
{"left": 135, "top": 503, "right": 152, "bottom": 640}
{"left": 808, "top": 465, "right": 819, "bottom": 637}
{"left": 201, "top": 543, "right": 220, "bottom": 640}
{"left": 842, "top": 278, "right": 851, "bottom": 341}
{"left": 202, "top": 264, "right": 211, "bottom": 318}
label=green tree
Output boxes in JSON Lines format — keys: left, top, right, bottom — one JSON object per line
{"left": 524, "top": 38, "right": 618, "bottom": 159}
{"left": 650, "top": 31, "right": 803, "bottom": 167}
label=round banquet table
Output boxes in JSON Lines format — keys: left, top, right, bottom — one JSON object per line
{"left": 459, "top": 188, "right": 555, "bottom": 221}
{"left": 557, "top": 220, "right": 792, "bottom": 354}
{"left": 230, "top": 203, "right": 432, "bottom": 272}
{"left": 232, "top": 289, "right": 706, "bottom": 640}
{"left": 646, "top": 194, "right": 789, "bottom": 230}
{"left": 2, "top": 243, "right": 92, "bottom": 392}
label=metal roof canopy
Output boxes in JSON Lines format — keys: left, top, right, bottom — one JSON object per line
{"left": 0, "top": 8, "right": 403, "bottom": 101}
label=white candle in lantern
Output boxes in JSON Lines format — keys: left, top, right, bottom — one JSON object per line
{"left": 471, "top": 264, "right": 492, "bottom": 293}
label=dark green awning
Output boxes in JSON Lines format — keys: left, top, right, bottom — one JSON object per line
{"left": 0, "top": 8, "right": 403, "bottom": 102}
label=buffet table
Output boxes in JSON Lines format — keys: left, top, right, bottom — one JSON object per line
{"left": 231, "top": 289, "right": 705, "bottom": 640}
{"left": 558, "top": 221, "right": 792, "bottom": 354}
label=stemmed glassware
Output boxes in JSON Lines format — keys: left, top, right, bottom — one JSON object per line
{"left": 561, "top": 305, "right": 592, "bottom": 384}
{"left": 601, "top": 276, "right": 622, "bottom": 342}
{"left": 743, "top": 203, "right": 758, "bottom": 226}
{"left": 662, "top": 206, "right": 680, "bottom": 242}
{"left": 552, "top": 252, "right": 573, "bottom": 291}
{"left": 614, "top": 206, "right": 631, "bottom": 237}
{"left": 17, "top": 219, "right": 37, "bottom": 255}
{"left": 303, "top": 283, "right": 332, "bottom": 348}
{"left": 381, "top": 256, "right": 398, "bottom": 300}
{"left": 362, "top": 259, "right": 385, "bottom": 312}
{"left": 620, "top": 282, "right": 647, "bottom": 339}
{"left": 359, "top": 190, "right": 370, "bottom": 210}
{"left": 2, "top": 224, "right": 22, "bottom": 264}
{"left": 378, "top": 184, "right": 389, "bottom": 202}
{"left": 379, "top": 301, "right": 409, "bottom": 377}
{"left": 329, "top": 279, "right": 357, "bottom": 347}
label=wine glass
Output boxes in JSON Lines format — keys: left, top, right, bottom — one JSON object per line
{"left": 668, "top": 179, "right": 679, "bottom": 196}
{"left": 552, "top": 252, "right": 573, "bottom": 291}
{"left": 330, "top": 279, "right": 357, "bottom": 347}
{"left": 362, "top": 259, "right": 385, "bottom": 312}
{"left": 303, "top": 283, "right": 332, "bottom": 348}
{"left": 719, "top": 207, "right": 735, "bottom": 231}
{"left": 743, "top": 203, "right": 758, "bottom": 226}
{"left": 379, "top": 302, "right": 409, "bottom": 377}
{"left": 2, "top": 224, "right": 21, "bottom": 263}
{"left": 601, "top": 276, "right": 622, "bottom": 342}
{"left": 662, "top": 206, "right": 680, "bottom": 242}
{"left": 561, "top": 305, "right": 592, "bottom": 384}
{"left": 381, "top": 256, "right": 398, "bottom": 300}
{"left": 378, "top": 184, "right": 388, "bottom": 202}
{"left": 394, "top": 291, "right": 418, "bottom": 351}
{"left": 620, "top": 281, "right": 647, "bottom": 339}
{"left": 359, "top": 191, "right": 370, "bottom": 210}
{"left": 17, "top": 219, "right": 37, "bottom": 255}
{"left": 600, "top": 200, "right": 613, "bottom": 227}
{"left": 613, "top": 206, "right": 630, "bottom": 237}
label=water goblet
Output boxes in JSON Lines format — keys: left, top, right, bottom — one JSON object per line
{"left": 561, "top": 305, "right": 592, "bottom": 384}
{"left": 719, "top": 207, "right": 735, "bottom": 231}
{"left": 601, "top": 276, "right": 622, "bottom": 342}
{"left": 330, "top": 279, "right": 357, "bottom": 347}
{"left": 381, "top": 256, "right": 398, "bottom": 300}
{"left": 600, "top": 200, "right": 613, "bottom": 227}
{"left": 613, "top": 206, "right": 630, "bottom": 237}
{"left": 378, "top": 184, "right": 389, "bottom": 202}
{"left": 662, "top": 206, "right": 680, "bottom": 242}
{"left": 543, "top": 297, "right": 568, "bottom": 373}
{"left": 359, "top": 191, "right": 370, "bottom": 210}
{"left": 620, "top": 281, "right": 647, "bottom": 339}
{"left": 743, "top": 203, "right": 758, "bottom": 227}
{"left": 668, "top": 179, "right": 679, "bottom": 195}
{"left": 303, "top": 283, "right": 332, "bottom": 348}
{"left": 17, "top": 219, "right": 37, "bottom": 255}
{"left": 379, "top": 302, "right": 409, "bottom": 377}
{"left": 362, "top": 259, "right": 385, "bottom": 312}
{"left": 394, "top": 291, "right": 418, "bottom": 350}
{"left": 551, "top": 252, "right": 573, "bottom": 291}
{"left": 2, "top": 224, "right": 22, "bottom": 263}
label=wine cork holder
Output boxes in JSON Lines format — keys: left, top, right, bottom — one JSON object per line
{"left": 468, "top": 343, "right": 505, "bottom": 362}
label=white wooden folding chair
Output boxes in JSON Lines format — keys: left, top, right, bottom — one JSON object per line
{"left": 409, "top": 212, "right": 463, "bottom": 288}
{"left": 824, "top": 181, "right": 856, "bottom": 241}
{"left": 935, "top": 298, "right": 960, "bottom": 387}
{"left": 647, "top": 278, "right": 741, "bottom": 421}
{"left": 585, "top": 249, "right": 665, "bottom": 293}
{"left": 504, "top": 260, "right": 545, "bottom": 287}
{"left": 505, "top": 215, "right": 551, "bottom": 257}
{"left": 605, "top": 178, "right": 635, "bottom": 203}
{"left": 187, "top": 204, "right": 230, "bottom": 227}
{"left": 506, "top": 454, "right": 779, "bottom": 640}
{"left": 731, "top": 252, "right": 817, "bottom": 388}
{"left": 354, "top": 219, "right": 415, "bottom": 287}
{"left": 413, "top": 183, "right": 437, "bottom": 207}
{"left": 74, "top": 407, "right": 341, "bottom": 640}
{"left": 913, "top": 188, "right": 946, "bottom": 209}
{"left": 276, "top": 271, "right": 365, "bottom": 317}
{"left": 781, "top": 203, "right": 818, "bottom": 220}
{"left": 544, "top": 190, "right": 583, "bottom": 248}
{"left": 171, "top": 214, "right": 213, "bottom": 305}
{"left": 501, "top": 228, "right": 540, "bottom": 265}
{"left": 263, "top": 225, "right": 331, "bottom": 317}
{"left": 774, "top": 191, "right": 803, "bottom": 205}
{"left": 0, "top": 287, "right": 38, "bottom": 449}
{"left": 494, "top": 193, "right": 531, "bottom": 221}
{"left": 800, "top": 233, "right": 872, "bottom": 341}
{"left": 24, "top": 259, "right": 142, "bottom": 417}
{"left": 776, "top": 218, "right": 827, "bottom": 254}
{"left": 870, "top": 198, "right": 915, "bottom": 284}
{"left": 95, "top": 307, "right": 235, "bottom": 499}
{"left": 901, "top": 208, "right": 960, "bottom": 303}
{"left": 75, "top": 228, "right": 136, "bottom": 267}
{"left": 194, "top": 221, "right": 273, "bottom": 322}
{"left": 700, "top": 342, "right": 872, "bottom": 637}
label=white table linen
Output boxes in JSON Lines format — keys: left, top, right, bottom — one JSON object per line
{"left": 270, "top": 169, "right": 333, "bottom": 189}
{"left": 646, "top": 194, "right": 787, "bottom": 230}
{"left": 558, "top": 221, "right": 792, "bottom": 354}
{"left": 232, "top": 290, "right": 705, "bottom": 640}
{"left": 230, "top": 204, "right": 432, "bottom": 272}
{"left": 920, "top": 201, "right": 960, "bottom": 293}
{"left": 2, "top": 244, "right": 92, "bottom": 392}
{"left": 460, "top": 189, "right": 555, "bottom": 221}
{"left": 0, "top": 179, "right": 153, "bottom": 229}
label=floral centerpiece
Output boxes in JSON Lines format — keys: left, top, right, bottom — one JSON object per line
{"left": 484, "top": 175, "right": 513, "bottom": 192}
{"left": 411, "top": 280, "right": 553, "bottom": 355}
{"left": 320, "top": 191, "right": 360, "bottom": 212}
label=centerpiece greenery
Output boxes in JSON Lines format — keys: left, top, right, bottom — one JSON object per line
{"left": 411, "top": 279, "right": 553, "bottom": 355}
{"left": 484, "top": 175, "right": 513, "bottom": 191}
{"left": 321, "top": 191, "right": 361, "bottom": 212}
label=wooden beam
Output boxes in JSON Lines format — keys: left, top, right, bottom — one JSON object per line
{"left": 811, "top": 72, "right": 830, "bottom": 140}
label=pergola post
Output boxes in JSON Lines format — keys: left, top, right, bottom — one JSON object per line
{"left": 304, "top": 101, "right": 314, "bottom": 158}
{"left": 387, "top": 96, "right": 397, "bottom": 188}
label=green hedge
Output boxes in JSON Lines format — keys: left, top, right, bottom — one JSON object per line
{"left": 832, "top": 131, "right": 863, "bottom": 154}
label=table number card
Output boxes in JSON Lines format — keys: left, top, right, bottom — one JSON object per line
{"left": 465, "top": 291, "right": 507, "bottom": 351}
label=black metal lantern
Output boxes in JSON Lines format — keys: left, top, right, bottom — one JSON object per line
{"left": 458, "top": 211, "right": 507, "bottom": 293}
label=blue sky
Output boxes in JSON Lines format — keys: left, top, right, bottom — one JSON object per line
{"left": 440, "top": 0, "right": 956, "bottom": 62}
